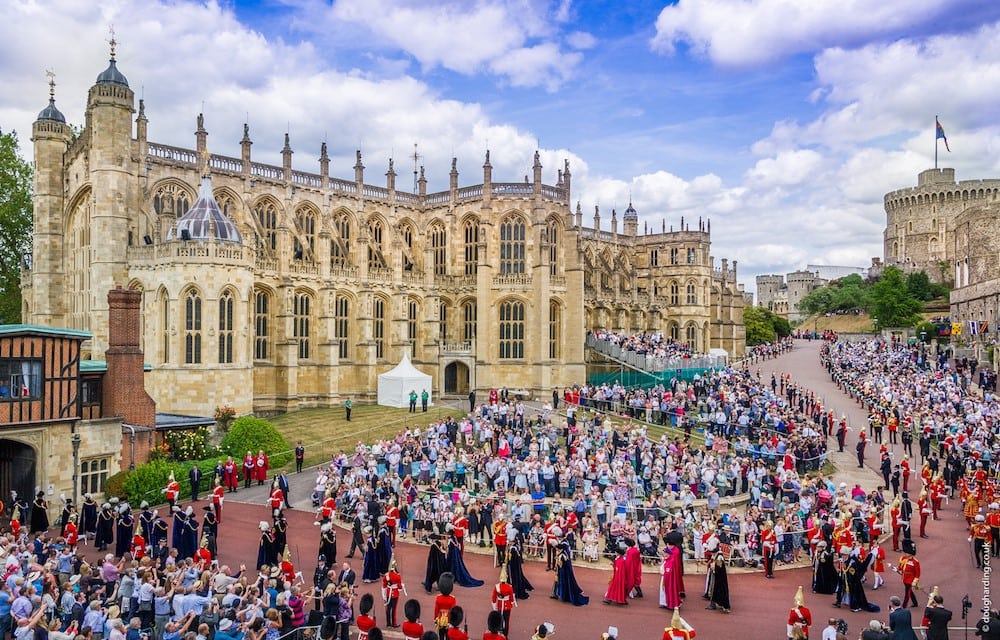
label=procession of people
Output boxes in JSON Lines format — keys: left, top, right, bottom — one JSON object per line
{"left": 1, "top": 330, "right": 991, "bottom": 639}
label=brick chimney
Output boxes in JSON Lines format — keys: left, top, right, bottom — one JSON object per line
{"left": 104, "top": 287, "right": 156, "bottom": 428}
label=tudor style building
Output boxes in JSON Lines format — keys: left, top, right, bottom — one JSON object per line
{"left": 24, "top": 49, "right": 745, "bottom": 417}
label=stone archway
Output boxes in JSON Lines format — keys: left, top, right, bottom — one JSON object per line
{"left": 444, "top": 361, "right": 470, "bottom": 395}
{"left": 0, "top": 439, "right": 36, "bottom": 506}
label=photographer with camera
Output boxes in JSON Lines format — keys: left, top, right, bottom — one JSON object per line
{"left": 860, "top": 620, "right": 890, "bottom": 640}
{"left": 976, "top": 609, "right": 1000, "bottom": 640}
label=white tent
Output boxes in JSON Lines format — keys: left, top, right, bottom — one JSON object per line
{"left": 376, "top": 353, "right": 433, "bottom": 408}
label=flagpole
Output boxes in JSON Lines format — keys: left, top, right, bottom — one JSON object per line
{"left": 934, "top": 115, "right": 938, "bottom": 169}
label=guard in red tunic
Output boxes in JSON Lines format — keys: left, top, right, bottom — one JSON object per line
{"left": 787, "top": 586, "right": 812, "bottom": 640}
{"left": 483, "top": 611, "right": 505, "bottom": 640}
{"left": 356, "top": 593, "right": 378, "bottom": 640}
{"left": 931, "top": 476, "right": 945, "bottom": 519}
{"left": 64, "top": 513, "right": 79, "bottom": 550}
{"left": 761, "top": 521, "right": 777, "bottom": 579}
{"left": 131, "top": 527, "right": 147, "bottom": 561}
{"left": 385, "top": 501, "right": 400, "bottom": 547}
{"left": 434, "top": 573, "right": 457, "bottom": 639}
{"left": 319, "top": 490, "right": 336, "bottom": 524}
{"left": 491, "top": 567, "right": 515, "bottom": 636}
{"left": 381, "top": 559, "right": 404, "bottom": 627}
{"left": 901, "top": 456, "right": 912, "bottom": 492}
{"left": 446, "top": 606, "right": 469, "bottom": 640}
{"left": 269, "top": 479, "right": 284, "bottom": 520}
{"left": 493, "top": 516, "right": 508, "bottom": 568}
{"left": 452, "top": 508, "right": 469, "bottom": 555}
{"left": 987, "top": 503, "right": 1000, "bottom": 558}
{"left": 917, "top": 489, "right": 931, "bottom": 538}
{"left": 867, "top": 540, "right": 885, "bottom": 590}
{"left": 163, "top": 472, "right": 180, "bottom": 509}
{"left": 895, "top": 549, "right": 920, "bottom": 608}
{"left": 971, "top": 514, "right": 993, "bottom": 569}
{"left": 401, "top": 599, "right": 424, "bottom": 640}
{"left": 211, "top": 480, "right": 225, "bottom": 523}
{"left": 663, "top": 608, "right": 695, "bottom": 639}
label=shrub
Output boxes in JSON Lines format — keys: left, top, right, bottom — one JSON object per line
{"left": 163, "top": 427, "right": 213, "bottom": 461}
{"left": 220, "top": 416, "right": 291, "bottom": 468}
{"left": 122, "top": 458, "right": 176, "bottom": 506}
{"left": 215, "top": 404, "right": 236, "bottom": 432}
{"left": 104, "top": 471, "right": 128, "bottom": 500}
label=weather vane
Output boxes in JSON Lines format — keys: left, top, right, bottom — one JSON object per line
{"left": 46, "top": 69, "right": 56, "bottom": 99}
{"left": 108, "top": 24, "right": 117, "bottom": 60}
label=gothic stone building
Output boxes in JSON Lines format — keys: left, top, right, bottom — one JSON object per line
{"left": 24, "top": 53, "right": 745, "bottom": 417}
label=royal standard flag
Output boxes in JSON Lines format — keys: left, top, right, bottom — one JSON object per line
{"left": 936, "top": 118, "right": 951, "bottom": 152}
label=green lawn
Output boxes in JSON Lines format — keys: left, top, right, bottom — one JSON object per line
{"left": 270, "top": 403, "right": 467, "bottom": 470}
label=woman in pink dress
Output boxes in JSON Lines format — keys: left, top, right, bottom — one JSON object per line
{"left": 604, "top": 544, "right": 630, "bottom": 605}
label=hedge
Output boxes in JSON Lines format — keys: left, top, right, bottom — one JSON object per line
{"left": 104, "top": 417, "right": 291, "bottom": 506}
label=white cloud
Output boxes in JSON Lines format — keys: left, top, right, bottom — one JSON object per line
{"left": 744, "top": 150, "right": 825, "bottom": 189}
{"left": 649, "top": 0, "right": 971, "bottom": 67}
{"left": 566, "top": 31, "right": 596, "bottom": 50}
{"left": 325, "top": 0, "right": 582, "bottom": 89}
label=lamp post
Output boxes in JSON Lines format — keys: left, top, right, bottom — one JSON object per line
{"left": 71, "top": 432, "right": 81, "bottom": 505}
{"left": 873, "top": 317, "right": 879, "bottom": 335}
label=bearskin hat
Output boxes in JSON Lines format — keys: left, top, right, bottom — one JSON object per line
{"left": 438, "top": 572, "right": 455, "bottom": 596}
{"left": 448, "top": 606, "right": 464, "bottom": 627}
{"left": 487, "top": 610, "right": 503, "bottom": 633}
{"left": 404, "top": 599, "right": 421, "bottom": 623}
{"left": 359, "top": 593, "right": 374, "bottom": 616}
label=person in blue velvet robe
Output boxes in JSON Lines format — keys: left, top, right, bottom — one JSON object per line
{"left": 551, "top": 540, "right": 589, "bottom": 606}
{"left": 362, "top": 528, "right": 381, "bottom": 583}
{"left": 446, "top": 533, "right": 483, "bottom": 587}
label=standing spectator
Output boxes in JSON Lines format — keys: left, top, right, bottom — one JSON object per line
{"left": 189, "top": 464, "right": 203, "bottom": 502}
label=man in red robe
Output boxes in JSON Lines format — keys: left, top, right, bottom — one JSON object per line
{"left": 604, "top": 544, "right": 629, "bottom": 605}
{"left": 625, "top": 538, "right": 643, "bottom": 598}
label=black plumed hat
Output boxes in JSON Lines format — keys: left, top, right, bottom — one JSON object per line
{"left": 448, "top": 606, "right": 464, "bottom": 627}
{"left": 359, "top": 593, "right": 374, "bottom": 615}
{"left": 404, "top": 599, "right": 421, "bottom": 622}
{"left": 487, "top": 610, "right": 502, "bottom": 633}
{"left": 438, "top": 572, "right": 455, "bottom": 596}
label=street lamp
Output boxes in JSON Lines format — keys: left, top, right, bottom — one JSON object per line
{"left": 71, "top": 432, "right": 81, "bottom": 505}
{"left": 873, "top": 317, "right": 879, "bottom": 335}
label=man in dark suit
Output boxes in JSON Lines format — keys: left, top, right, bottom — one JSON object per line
{"left": 888, "top": 596, "right": 919, "bottom": 640}
{"left": 923, "top": 594, "right": 952, "bottom": 640}
{"left": 189, "top": 464, "right": 203, "bottom": 501}
{"left": 338, "top": 561, "right": 356, "bottom": 587}
{"left": 278, "top": 472, "right": 291, "bottom": 509}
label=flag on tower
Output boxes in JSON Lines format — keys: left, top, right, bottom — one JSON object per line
{"left": 936, "top": 118, "right": 950, "bottom": 152}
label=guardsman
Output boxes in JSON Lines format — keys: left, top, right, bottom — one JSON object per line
{"left": 269, "top": 478, "right": 285, "bottom": 520}
{"left": 890, "top": 497, "right": 902, "bottom": 551}
{"left": 930, "top": 475, "right": 945, "bottom": 520}
{"left": 895, "top": 548, "right": 920, "bottom": 608}
{"left": 761, "top": 520, "right": 777, "bottom": 579}
{"left": 663, "top": 607, "right": 696, "bottom": 639}
{"left": 434, "top": 573, "right": 457, "bottom": 640}
{"left": 64, "top": 513, "right": 79, "bottom": 551}
{"left": 382, "top": 559, "right": 404, "bottom": 628}
{"left": 917, "top": 489, "right": 931, "bottom": 538}
{"left": 452, "top": 507, "right": 469, "bottom": 555}
{"left": 971, "top": 514, "right": 993, "bottom": 569}
{"left": 493, "top": 515, "right": 508, "bottom": 568}
{"left": 964, "top": 487, "right": 981, "bottom": 527}
{"left": 163, "top": 472, "right": 180, "bottom": 509}
{"left": 901, "top": 456, "right": 912, "bottom": 492}
{"left": 211, "top": 479, "right": 225, "bottom": 522}
{"left": 544, "top": 521, "right": 561, "bottom": 571}
{"left": 483, "top": 611, "right": 505, "bottom": 640}
{"left": 401, "top": 599, "right": 424, "bottom": 640}
{"left": 787, "top": 586, "right": 811, "bottom": 640}
{"left": 356, "top": 594, "right": 377, "bottom": 640}
{"left": 987, "top": 503, "right": 1000, "bottom": 558}
{"left": 131, "top": 526, "right": 147, "bottom": 561}
{"left": 385, "top": 500, "right": 400, "bottom": 547}
{"left": 319, "top": 489, "right": 336, "bottom": 524}
{"left": 491, "top": 566, "right": 515, "bottom": 636}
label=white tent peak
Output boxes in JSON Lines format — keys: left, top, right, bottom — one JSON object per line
{"left": 377, "top": 353, "right": 433, "bottom": 408}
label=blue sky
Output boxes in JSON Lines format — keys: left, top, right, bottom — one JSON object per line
{"left": 4, "top": 0, "right": 1000, "bottom": 291}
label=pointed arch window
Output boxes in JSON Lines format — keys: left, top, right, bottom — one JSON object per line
{"left": 670, "top": 281, "right": 679, "bottom": 306}
{"left": 549, "top": 301, "right": 561, "bottom": 359}
{"left": 373, "top": 297, "right": 386, "bottom": 359}
{"left": 686, "top": 282, "right": 697, "bottom": 305}
{"left": 294, "top": 292, "right": 312, "bottom": 360}
{"left": 462, "top": 300, "right": 477, "bottom": 342}
{"left": 368, "top": 220, "right": 387, "bottom": 270}
{"left": 431, "top": 223, "right": 447, "bottom": 276}
{"left": 153, "top": 183, "right": 192, "bottom": 217}
{"left": 407, "top": 299, "right": 419, "bottom": 358}
{"left": 334, "top": 295, "right": 351, "bottom": 359}
{"left": 547, "top": 220, "right": 559, "bottom": 276}
{"left": 500, "top": 215, "right": 526, "bottom": 274}
{"left": 331, "top": 214, "right": 352, "bottom": 267}
{"left": 254, "top": 290, "right": 270, "bottom": 360}
{"left": 686, "top": 324, "right": 698, "bottom": 350}
{"left": 255, "top": 201, "right": 278, "bottom": 252}
{"left": 184, "top": 289, "right": 202, "bottom": 364}
{"left": 439, "top": 302, "right": 449, "bottom": 343}
{"left": 160, "top": 290, "right": 170, "bottom": 363}
{"left": 400, "top": 223, "right": 415, "bottom": 271}
{"left": 218, "top": 290, "right": 234, "bottom": 364}
{"left": 463, "top": 219, "right": 479, "bottom": 276}
{"left": 295, "top": 208, "right": 316, "bottom": 259}
{"left": 499, "top": 300, "right": 525, "bottom": 359}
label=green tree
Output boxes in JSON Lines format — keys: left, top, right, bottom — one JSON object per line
{"left": 744, "top": 305, "right": 777, "bottom": 345}
{"left": 0, "top": 130, "right": 32, "bottom": 323}
{"left": 905, "top": 271, "right": 933, "bottom": 301}
{"left": 870, "top": 267, "right": 923, "bottom": 328}
{"left": 769, "top": 312, "right": 791, "bottom": 338}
